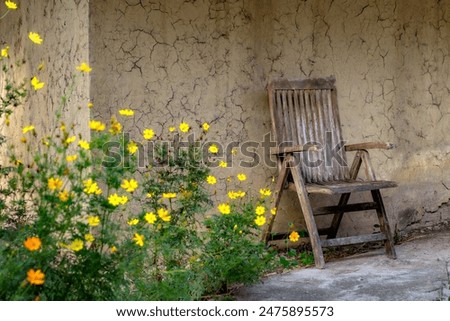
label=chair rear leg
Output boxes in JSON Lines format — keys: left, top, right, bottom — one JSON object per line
{"left": 327, "top": 192, "right": 351, "bottom": 239}
{"left": 371, "top": 190, "right": 397, "bottom": 259}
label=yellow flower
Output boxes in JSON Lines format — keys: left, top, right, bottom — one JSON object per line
{"left": 87, "top": 101, "right": 94, "bottom": 108}
{"left": 237, "top": 191, "right": 246, "bottom": 197}
{"left": 143, "top": 128, "right": 155, "bottom": 140}
{"left": 133, "top": 233, "right": 144, "bottom": 247}
{"left": 119, "top": 109, "right": 134, "bottom": 116}
{"left": 66, "top": 154, "right": 77, "bottom": 162}
{"left": 227, "top": 191, "right": 237, "bottom": 199}
{"left": 202, "top": 122, "right": 210, "bottom": 133}
{"left": 157, "top": 208, "right": 171, "bottom": 222}
{"left": 76, "top": 62, "right": 92, "bottom": 73}
{"left": 271, "top": 207, "right": 277, "bottom": 215}
{"left": 259, "top": 188, "right": 272, "bottom": 197}
{"left": 31, "top": 76, "right": 44, "bottom": 90}
{"left": 120, "top": 195, "right": 129, "bottom": 205}
{"left": 202, "top": 122, "right": 210, "bottom": 132}
{"left": 162, "top": 192, "right": 177, "bottom": 199}
{"left": 87, "top": 216, "right": 100, "bottom": 227}
{"left": 255, "top": 205, "right": 266, "bottom": 215}
{"left": 254, "top": 216, "right": 266, "bottom": 226}
{"left": 1, "top": 45, "right": 9, "bottom": 58}
{"left": 127, "top": 141, "right": 138, "bottom": 154}
{"left": 58, "top": 190, "right": 70, "bottom": 202}
{"left": 217, "top": 203, "right": 231, "bottom": 215}
{"left": 208, "top": 144, "right": 219, "bottom": 154}
{"left": 110, "top": 245, "right": 118, "bottom": 253}
{"left": 289, "top": 231, "right": 300, "bottom": 242}
{"left": 127, "top": 218, "right": 139, "bottom": 226}
{"left": 109, "top": 116, "right": 122, "bottom": 134}
{"left": 65, "top": 136, "right": 76, "bottom": 144}
{"left": 5, "top": 1, "right": 17, "bottom": 10}
{"left": 168, "top": 126, "right": 176, "bottom": 132}
{"left": 228, "top": 190, "right": 246, "bottom": 199}
{"left": 20, "top": 137, "right": 27, "bottom": 144}
{"left": 69, "top": 239, "right": 83, "bottom": 252}
{"left": 78, "top": 140, "right": 90, "bottom": 150}
{"left": 89, "top": 120, "right": 106, "bottom": 131}
{"left": 84, "top": 233, "right": 95, "bottom": 242}
{"left": 144, "top": 212, "right": 157, "bottom": 224}
{"left": 231, "top": 148, "right": 238, "bottom": 155}
{"left": 121, "top": 178, "right": 138, "bottom": 193}
{"left": 206, "top": 175, "right": 217, "bottom": 185}
{"left": 83, "top": 179, "right": 102, "bottom": 195}
{"left": 22, "top": 125, "right": 35, "bottom": 134}
{"left": 218, "top": 161, "right": 227, "bottom": 168}
{"left": 27, "top": 269, "right": 45, "bottom": 285}
{"left": 146, "top": 192, "right": 154, "bottom": 198}
{"left": 108, "top": 193, "right": 123, "bottom": 206}
{"left": 237, "top": 173, "right": 247, "bottom": 181}
{"left": 179, "top": 122, "right": 190, "bottom": 133}
{"left": 48, "top": 177, "right": 63, "bottom": 191}
{"left": 28, "top": 32, "right": 43, "bottom": 44}
{"left": 24, "top": 237, "right": 41, "bottom": 251}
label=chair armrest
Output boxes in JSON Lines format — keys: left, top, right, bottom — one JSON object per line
{"left": 270, "top": 145, "right": 317, "bottom": 155}
{"left": 345, "top": 142, "right": 395, "bottom": 152}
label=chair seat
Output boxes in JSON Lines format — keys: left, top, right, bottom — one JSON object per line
{"left": 288, "top": 180, "right": 397, "bottom": 195}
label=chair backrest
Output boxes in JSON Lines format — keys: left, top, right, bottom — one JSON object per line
{"left": 268, "top": 77, "right": 350, "bottom": 183}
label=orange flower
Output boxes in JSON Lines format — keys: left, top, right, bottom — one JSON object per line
{"left": 289, "top": 231, "right": 300, "bottom": 242}
{"left": 24, "top": 237, "right": 42, "bottom": 251}
{"left": 27, "top": 269, "right": 45, "bottom": 285}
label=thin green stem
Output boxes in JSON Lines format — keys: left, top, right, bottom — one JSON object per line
{"left": 0, "top": 10, "right": 10, "bottom": 20}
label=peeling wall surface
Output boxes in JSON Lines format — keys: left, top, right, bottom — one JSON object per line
{"left": 2, "top": 0, "right": 449, "bottom": 237}
{"left": 0, "top": 0, "right": 90, "bottom": 161}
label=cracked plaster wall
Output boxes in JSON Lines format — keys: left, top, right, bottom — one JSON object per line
{"left": 4, "top": 0, "right": 445, "bottom": 237}
{"left": 0, "top": 0, "right": 90, "bottom": 162}
{"left": 90, "top": 0, "right": 450, "bottom": 236}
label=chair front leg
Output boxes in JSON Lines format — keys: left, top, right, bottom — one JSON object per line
{"left": 289, "top": 155, "right": 325, "bottom": 269}
{"left": 262, "top": 156, "right": 290, "bottom": 242}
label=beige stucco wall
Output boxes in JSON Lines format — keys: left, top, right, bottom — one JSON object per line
{"left": 0, "top": 0, "right": 90, "bottom": 161}
{"left": 89, "top": 0, "right": 450, "bottom": 237}
{"left": 2, "top": 0, "right": 449, "bottom": 237}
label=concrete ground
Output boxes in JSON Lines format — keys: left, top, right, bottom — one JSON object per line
{"left": 235, "top": 230, "right": 450, "bottom": 301}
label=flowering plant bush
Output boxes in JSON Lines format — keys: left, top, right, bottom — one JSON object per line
{"left": 0, "top": 47, "right": 277, "bottom": 301}
{"left": 0, "top": 2, "right": 314, "bottom": 300}
{"left": 0, "top": 88, "right": 279, "bottom": 300}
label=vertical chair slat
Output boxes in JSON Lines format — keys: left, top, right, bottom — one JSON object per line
{"left": 320, "top": 89, "right": 332, "bottom": 182}
{"left": 287, "top": 90, "right": 299, "bottom": 147}
{"left": 281, "top": 90, "right": 292, "bottom": 147}
{"left": 303, "top": 90, "right": 317, "bottom": 183}
{"left": 274, "top": 90, "right": 284, "bottom": 143}
{"left": 309, "top": 90, "right": 323, "bottom": 182}
{"left": 297, "top": 89, "right": 312, "bottom": 182}
{"left": 315, "top": 89, "right": 327, "bottom": 182}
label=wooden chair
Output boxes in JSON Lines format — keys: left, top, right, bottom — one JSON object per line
{"left": 263, "top": 76, "right": 397, "bottom": 268}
